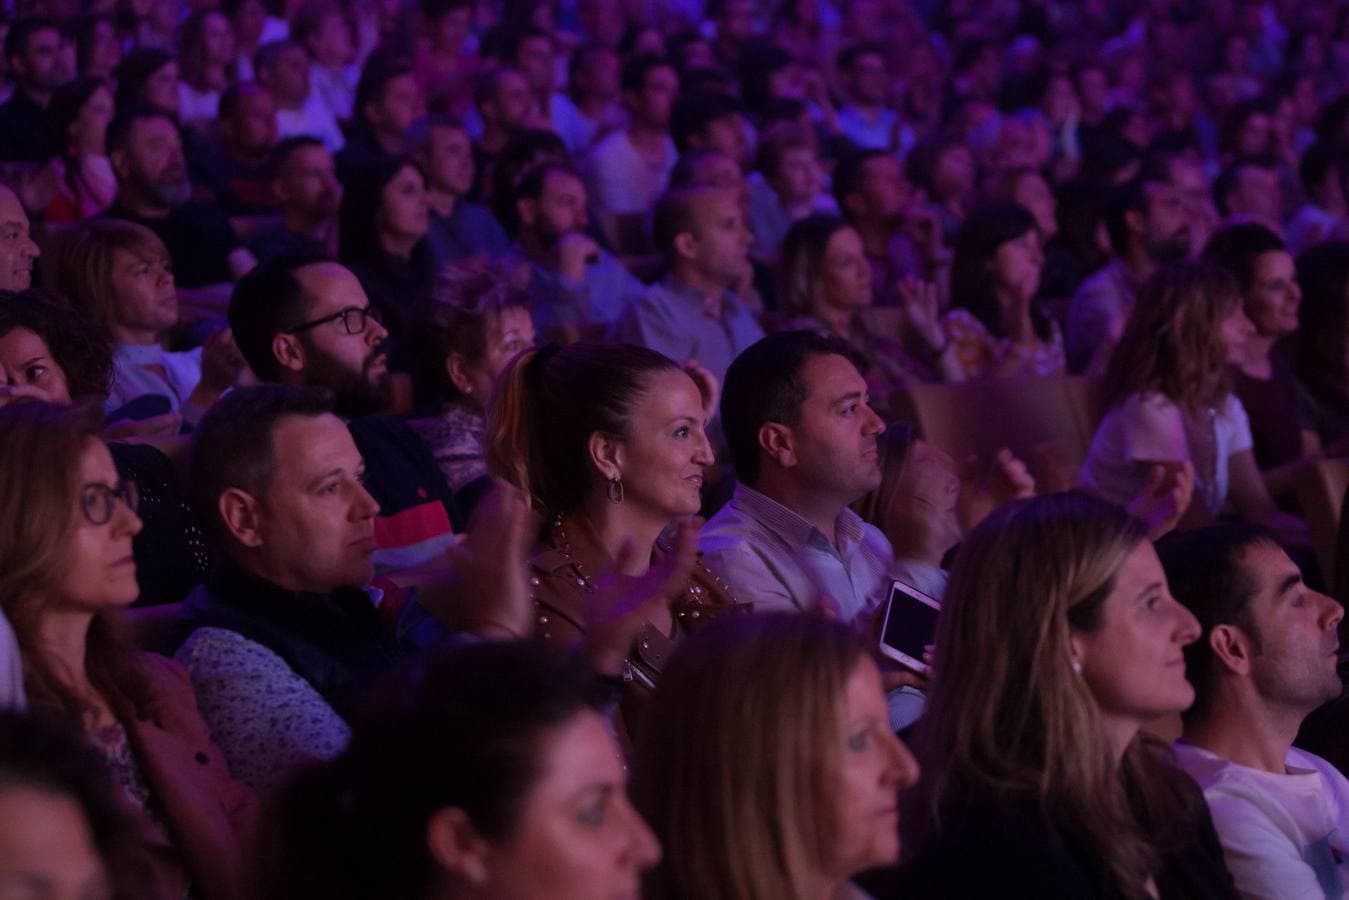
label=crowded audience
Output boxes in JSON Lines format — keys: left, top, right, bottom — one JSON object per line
{"left": 5, "top": 1, "right": 1349, "bottom": 897}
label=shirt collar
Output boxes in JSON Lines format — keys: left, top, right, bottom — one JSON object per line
{"left": 733, "top": 483, "right": 865, "bottom": 554}
{"left": 660, "top": 274, "right": 740, "bottom": 318}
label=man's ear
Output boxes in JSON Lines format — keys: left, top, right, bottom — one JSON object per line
{"left": 426, "top": 806, "right": 492, "bottom": 888}
{"left": 218, "top": 487, "right": 264, "bottom": 548}
{"left": 445, "top": 352, "right": 474, "bottom": 396}
{"left": 271, "top": 332, "right": 306, "bottom": 374}
{"left": 587, "top": 430, "right": 623, "bottom": 483}
{"left": 759, "top": 422, "right": 796, "bottom": 469}
{"left": 1207, "top": 623, "right": 1254, "bottom": 676}
{"left": 672, "top": 230, "right": 699, "bottom": 263}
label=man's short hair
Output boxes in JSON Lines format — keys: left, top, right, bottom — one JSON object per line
{"left": 621, "top": 53, "right": 674, "bottom": 95}
{"left": 652, "top": 187, "right": 719, "bottom": 259}
{"left": 404, "top": 114, "right": 465, "bottom": 155}
{"left": 670, "top": 90, "right": 743, "bottom": 151}
{"left": 1201, "top": 221, "right": 1286, "bottom": 293}
{"left": 1156, "top": 523, "right": 1278, "bottom": 724}
{"left": 4, "top": 18, "right": 57, "bottom": 63}
{"left": 354, "top": 51, "right": 414, "bottom": 124}
{"left": 268, "top": 135, "right": 326, "bottom": 177}
{"left": 189, "top": 384, "right": 335, "bottom": 546}
{"left": 1103, "top": 178, "right": 1152, "bottom": 257}
{"left": 1214, "top": 155, "right": 1278, "bottom": 217}
{"left": 720, "top": 330, "right": 865, "bottom": 487}
{"left": 831, "top": 147, "right": 890, "bottom": 215}
{"left": 106, "top": 105, "right": 173, "bottom": 156}
{"left": 228, "top": 248, "right": 332, "bottom": 382}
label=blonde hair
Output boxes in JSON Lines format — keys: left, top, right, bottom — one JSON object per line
{"left": 633, "top": 613, "right": 866, "bottom": 900}
{"left": 56, "top": 219, "right": 172, "bottom": 334}
{"left": 910, "top": 491, "right": 1200, "bottom": 898}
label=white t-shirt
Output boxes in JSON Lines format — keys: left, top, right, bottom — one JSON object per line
{"left": 108, "top": 343, "right": 204, "bottom": 424}
{"left": 276, "top": 93, "right": 346, "bottom": 153}
{"left": 1079, "top": 391, "right": 1253, "bottom": 516}
{"left": 1174, "top": 742, "right": 1349, "bottom": 900}
{"left": 583, "top": 129, "right": 676, "bottom": 217}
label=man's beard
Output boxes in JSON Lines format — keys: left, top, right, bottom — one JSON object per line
{"left": 142, "top": 174, "right": 192, "bottom": 209}
{"left": 302, "top": 339, "right": 392, "bottom": 418}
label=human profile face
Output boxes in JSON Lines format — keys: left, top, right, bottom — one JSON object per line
{"left": 144, "top": 59, "right": 180, "bottom": 115}
{"left": 784, "top": 354, "right": 885, "bottom": 501}
{"left": 278, "top": 144, "right": 341, "bottom": 220}
{"left": 0, "top": 188, "right": 39, "bottom": 291}
{"left": 253, "top": 413, "right": 380, "bottom": 590}
{"left": 771, "top": 146, "right": 820, "bottom": 206}
{"left": 1217, "top": 301, "right": 1257, "bottom": 365}
{"left": 455, "top": 305, "right": 535, "bottom": 406}
{"left": 229, "top": 86, "right": 278, "bottom": 155}
{"left": 120, "top": 116, "right": 190, "bottom": 208}
{"left": 476, "top": 710, "right": 661, "bottom": 900}
{"left": 110, "top": 246, "right": 177, "bottom": 337}
{"left": 609, "top": 369, "right": 714, "bottom": 521}
{"left": 934, "top": 145, "right": 975, "bottom": 201}
{"left": 1012, "top": 170, "right": 1057, "bottom": 239}
{"left": 308, "top": 10, "right": 353, "bottom": 68}
{"left": 848, "top": 51, "right": 887, "bottom": 106}
{"left": 378, "top": 164, "right": 430, "bottom": 244}
{"left": 819, "top": 226, "right": 871, "bottom": 311}
{"left": 684, "top": 190, "right": 752, "bottom": 288}
{"left": 423, "top": 124, "right": 474, "bottom": 196}
{"left": 632, "top": 64, "right": 678, "bottom": 130}
{"left": 71, "top": 85, "right": 115, "bottom": 155}
{"left": 1232, "top": 165, "right": 1283, "bottom": 228}
{"left": 530, "top": 170, "right": 588, "bottom": 244}
{"left": 1072, "top": 541, "right": 1202, "bottom": 737}
{"left": 1245, "top": 250, "right": 1301, "bottom": 337}
{"left": 289, "top": 262, "right": 391, "bottom": 416}
{"left": 369, "top": 73, "right": 423, "bottom": 137}
{"left": 56, "top": 439, "right": 143, "bottom": 611}
{"left": 516, "top": 34, "right": 555, "bottom": 95}
{"left": 0, "top": 787, "right": 112, "bottom": 900}
{"left": 1140, "top": 182, "right": 1191, "bottom": 262}
{"left": 880, "top": 439, "right": 961, "bottom": 558}
{"left": 857, "top": 155, "right": 913, "bottom": 223}
{"left": 0, "top": 327, "right": 71, "bottom": 403}
{"left": 701, "top": 113, "right": 749, "bottom": 169}
{"left": 265, "top": 45, "right": 311, "bottom": 107}
{"left": 84, "top": 19, "right": 121, "bottom": 79}
{"left": 16, "top": 26, "right": 63, "bottom": 92}
{"left": 487, "top": 69, "right": 534, "bottom": 130}
{"left": 1233, "top": 540, "right": 1344, "bottom": 712}
{"left": 201, "top": 11, "right": 235, "bottom": 65}
{"left": 824, "top": 658, "right": 920, "bottom": 879}
{"left": 991, "top": 229, "right": 1044, "bottom": 304}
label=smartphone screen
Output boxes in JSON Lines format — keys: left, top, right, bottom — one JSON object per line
{"left": 879, "top": 581, "right": 941, "bottom": 672}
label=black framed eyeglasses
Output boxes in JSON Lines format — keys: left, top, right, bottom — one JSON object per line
{"left": 80, "top": 480, "right": 139, "bottom": 526}
{"left": 284, "top": 304, "right": 381, "bottom": 336}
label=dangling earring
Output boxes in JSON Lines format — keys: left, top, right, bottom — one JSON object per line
{"left": 607, "top": 477, "right": 624, "bottom": 504}
{"left": 1071, "top": 659, "right": 1083, "bottom": 675}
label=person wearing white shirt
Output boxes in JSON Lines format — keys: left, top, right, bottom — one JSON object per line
{"left": 258, "top": 39, "right": 345, "bottom": 153}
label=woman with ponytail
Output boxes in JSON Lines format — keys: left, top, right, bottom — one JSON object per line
{"left": 485, "top": 342, "right": 741, "bottom": 738}
{"left": 258, "top": 641, "right": 660, "bottom": 900}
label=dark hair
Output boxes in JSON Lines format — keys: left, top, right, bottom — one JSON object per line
{"left": 338, "top": 157, "right": 424, "bottom": 269}
{"left": 0, "top": 289, "right": 112, "bottom": 399}
{"left": 486, "top": 342, "right": 680, "bottom": 513}
{"left": 720, "top": 330, "right": 863, "bottom": 487}
{"left": 1294, "top": 241, "right": 1349, "bottom": 405}
{"left": 487, "top": 128, "right": 569, "bottom": 227}
{"left": 268, "top": 134, "right": 326, "bottom": 177}
{"left": 354, "top": 51, "right": 414, "bottom": 128}
{"left": 621, "top": 52, "right": 675, "bottom": 95}
{"left": 1299, "top": 140, "right": 1342, "bottom": 198}
{"left": 1103, "top": 178, "right": 1150, "bottom": 257}
{"left": 1213, "top": 155, "right": 1278, "bottom": 218}
{"left": 949, "top": 202, "right": 1050, "bottom": 341}
{"left": 0, "top": 710, "right": 150, "bottom": 897}
{"left": 1218, "top": 97, "right": 1274, "bottom": 158}
{"left": 1156, "top": 524, "right": 1275, "bottom": 723}
{"left": 4, "top": 18, "right": 57, "bottom": 63}
{"left": 72, "top": 15, "right": 116, "bottom": 77}
{"left": 831, "top": 147, "right": 890, "bottom": 214}
{"left": 178, "top": 9, "right": 231, "bottom": 86}
{"left": 256, "top": 641, "right": 605, "bottom": 900}
{"left": 114, "top": 48, "right": 176, "bottom": 113}
{"left": 905, "top": 135, "right": 963, "bottom": 196}
{"left": 507, "top": 160, "right": 577, "bottom": 236}
{"left": 45, "top": 77, "right": 108, "bottom": 159}
{"left": 776, "top": 213, "right": 850, "bottom": 318}
{"left": 105, "top": 105, "right": 172, "bottom": 156}
{"left": 228, "top": 247, "right": 332, "bottom": 381}
{"left": 651, "top": 187, "right": 712, "bottom": 258}
{"left": 1200, "top": 222, "right": 1285, "bottom": 294}
{"left": 410, "top": 262, "right": 532, "bottom": 409}
{"left": 188, "top": 384, "right": 336, "bottom": 545}
{"left": 669, "top": 90, "right": 742, "bottom": 151}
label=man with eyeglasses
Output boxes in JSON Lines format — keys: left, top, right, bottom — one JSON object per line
{"left": 229, "top": 249, "right": 463, "bottom": 573}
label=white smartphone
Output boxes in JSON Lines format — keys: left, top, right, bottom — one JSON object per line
{"left": 878, "top": 580, "right": 941, "bottom": 674}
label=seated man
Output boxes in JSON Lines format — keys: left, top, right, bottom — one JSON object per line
{"left": 608, "top": 186, "right": 764, "bottom": 385}
{"left": 1160, "top": 525, "right": 1349, "bottom": 898}
{"left": 0, "top": 19, "right": 63, "bottom": 163}
{"left": 507, "top": 161, "right": 646, "bottom": 338}
{"left": 257, "top": 39, "right": 344, "bottom": 153}
{"left": 408, "top": 115, "right": 509, "bottom": 265}
{"left": 337, "top": 55, "right": 423, "bottom": 180}
{"left": 192, "top": 82, "right": 280, "bottom": 216}
{"left": 228, "top": 250, "right": 462, "bottom": 569}
{"left": 0, "top": 184, "right": 39, "bottom": 290}
{"left": 104, "top": 107, "right": 257, "bottom": 291}
{"left": 246, "top": 136, "right": 341, "bottom": 262}
{"left": 175, "top": 383, "right": 534, "bottom": 791}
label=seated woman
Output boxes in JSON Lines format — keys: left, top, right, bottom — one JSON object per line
{"left": 41, "top": 78, "right": 117, "bottom": 223}
{"left": 339, "top": 158, "right": 436, "bottom": 371}
{"left": 1292, "top": 241, "right": 1349, "bottom": 451}
{"left": 902, "top": 491, "right": 1237, "bottom": 898}
{"left": 176, "top": 10, "right": 236, "bottom": 130}
{"left": 634, "top": 612, "right": 920, "bottom": 900}
{"left": 408, "top": 263, "right": 536, "bottom": 513}
{"left": 0, "top": 289, "right": 212, "bottom": 605}
{"left": 0, "top": 401, "right": 256, "bottom": 900}
{"left": 942, "top": 202, "right": 1066, "bottom": 379}
{"left": 0, "top": 710, "right": 148, "bottom": 897}
{"left": 777, "top": 214, "right": 964, "bottom": 395}
{"left": 486, "top": 342, "right": 740, "bottom": 737}
{"left": 57, "top": 219, "right": 248, "bottom": 429}
{"left": 1080, "top": 263, "right": 1309, "bottom": 547}
{"left": 114, "top": 48, "right": 181, "bottom": 120}
{"left": 257, "top": 641, "right": 660, "bottom": 900}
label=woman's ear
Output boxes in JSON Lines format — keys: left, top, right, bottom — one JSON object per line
{"left": 587, "top": 430, "right": 623, "bottom": 482}
{"left": 426, "top": 806, "right": 492, "bottom": 887}
{"left": 445, "top": 352, "right": 474, "bottom": 396}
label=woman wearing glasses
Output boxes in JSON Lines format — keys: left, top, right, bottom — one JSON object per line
{"left": 0, "top": 401, "right": 257, "bottom": 900}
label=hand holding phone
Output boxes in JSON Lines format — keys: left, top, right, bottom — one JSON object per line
{"left": 878, "top": 580, "right": 941, "bottom": 675}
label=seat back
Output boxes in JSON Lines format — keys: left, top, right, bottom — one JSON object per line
{"left": 1295, "top": 458, "right": 1349, "bottom": 590}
